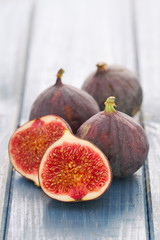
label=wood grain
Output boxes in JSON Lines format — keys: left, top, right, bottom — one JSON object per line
{"left": 135, "top": 0, "right": 160, "bottom": 239}
{"left": 0, "top": 0, "right": 34, "bottom": 238}
{"left": 4, "top": 0, "right": 149, "bottom": 239}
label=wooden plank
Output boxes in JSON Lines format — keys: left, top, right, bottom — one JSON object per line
{"left": 5, "top": 0, "right": 148, "bottom": 239}
{"left": 0, "top": 0, "right": 34, "bottom": 238}
{"left": 135, "top": 0, "right": 160, "bottom": 239}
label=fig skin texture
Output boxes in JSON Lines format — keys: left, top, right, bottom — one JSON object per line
{"left": 8, "top": 115, "right": 71, "bottom": 186}
{"left": 82, "top": 63, "right": 143, "bottom": 116}
{"left": 77, "top": 96, "right": 149, "bottom": 177}
{"left": 39, "top": 129, "right": 112, "bottom": 202}
{"left": 29, "top": 69, "right": 100, "bottom": 133}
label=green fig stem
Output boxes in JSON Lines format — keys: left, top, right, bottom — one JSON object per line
{"left": 56, "top": 68, "right": 65, "bottom": 85}
{"left": 104, "top": 96, "right": 116, "bottom": 113}
{"left": 96, "top": 62, "right": 108, "bottom": 72}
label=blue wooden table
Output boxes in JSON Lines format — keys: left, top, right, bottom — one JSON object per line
{"left": 0, "top": 0, "right": 159, "bottom": 239}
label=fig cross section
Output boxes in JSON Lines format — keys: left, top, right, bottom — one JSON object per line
{"left": 39, "top": 130, "right": 112, "bottom": 202}
{"left": 9, "top": 115, "right": 70, "bottom": 186}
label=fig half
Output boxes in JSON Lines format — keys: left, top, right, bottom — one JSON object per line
{"left": 82, "top": 63, "right": 143, "bottom": 116}
{"left": 39, "top": 129, "right": 112, "bottom": 202}
{"left": 77, "top": 96, "right": 149, "bottom": 177}
{"left": 30, "top": 69, "right": 100, "bottom": 133}
{"left": 9, "top": 115, "right": 71, "bottom": 186}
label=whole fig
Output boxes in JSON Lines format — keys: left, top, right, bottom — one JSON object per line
{"left": 77, "top": 96, "right": 149, "bottom": 177}
{"left": 82, "top": 63, "right": 142, "bottom": 116}
{"left": 30, "top": 69, "right": 100, "bottom": 133}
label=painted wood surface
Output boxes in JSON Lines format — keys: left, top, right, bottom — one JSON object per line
{"left": 135, "top": 0, "right": 160, "bottom": 239}
{"left": 0, "top": 0, "right": 33, "bottom": 238}
{"left": 3, "top": 0, "right": 149, "bottom": 240}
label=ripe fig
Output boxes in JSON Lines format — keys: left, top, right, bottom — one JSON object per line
{"left": 77, "top": 96, "right": 149, "bottom": 177}
{"left": 82, "top": 63, "right": 142, "bottom": 116}
{"left": 9, "top": 115, "right": 71, "bottom": 186}
{"left": 39, "top": 129, "right": 112, "bottom": 202}
{"left": 29, "top": 69, "right": 100, "bottom": 133}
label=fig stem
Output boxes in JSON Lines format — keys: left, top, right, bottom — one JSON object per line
{"left": 57, "top": 68, "right": 64, "bottom": 78}
{"left": 104, "top": 96, "right": 116, "bottom": 113}
{"left": 96, "top": 62, "right": 107, "bottom": 71}
{"left": 56, "top": 69, "right": 64, "bottom": 85}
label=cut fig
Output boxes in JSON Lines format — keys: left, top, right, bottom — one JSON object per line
{"left": 29, "top": 69, "right": 100, "bottom": 133}
{"left": 39, "top": 129, "right": 112, "bottom": 202}
{"left": 77, "top": 96, "right": 149, "bottom": 177}
{"left": 82, "top": 63, "right": 143, "bottom": 116}
{"left": 9, "top": 115, "right": 71, "bottom": 186}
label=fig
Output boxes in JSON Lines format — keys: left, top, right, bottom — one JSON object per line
{"left": 29, "top": 69, "right": 100, "bottom": 133}
{"left": 82, "top": 63, "right": 143, "bottom": 116}
{"left": 77, "top": 96, "right": 149, "bottom": 177}
{"left": 39, "top": 129, "right": 112, "bottom": 202}
{"left": 8, "top": 115, "right": 71, "bottom": 186}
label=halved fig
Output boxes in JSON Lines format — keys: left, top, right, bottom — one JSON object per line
{"left": 9, "top": 115, "right": 71, "bottom": 186}
{"left": 39, "top": 129, "right": 112, "bottom": 202}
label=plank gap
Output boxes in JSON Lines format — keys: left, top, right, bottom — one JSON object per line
{"left": 131, "top": 0, "right": 154, "bottom": 239}
{"left": 2, "top": 2, "right": 36, "bottom": 240}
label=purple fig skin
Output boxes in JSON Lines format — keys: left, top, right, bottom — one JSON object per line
{"left": 29, "top": 70, "right": 100, "bottom": 134}
{"left": 77, "top": 106, "right": 149, "bottom": 177}
{"left": 82, "top": 64, "right": 143, "bottom": 116}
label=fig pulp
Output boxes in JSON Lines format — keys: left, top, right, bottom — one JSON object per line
{"left": 9, "top": 115, "right": 71, "bottom": 186}
{"left": 82, "top": 63, "right": 142, "bottom": 116}
{"left": 77, "top": 96, "right": 149, "bottom": 177}
{"left": 39, "top": 129, "right": 112, "bottom": 202}
{"left": 30, "top": 69, "right": 100, "bottom": 133}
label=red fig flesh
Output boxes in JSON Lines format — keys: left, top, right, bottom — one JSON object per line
{"left": 77, "top": 96, "right": 149, "bottom": 177}
{"left": 82, "top": 63, "right": 142, "bottom": 116}
{"left": 39, "top": 130, "right": 112, "bottom": 202}
{"left": 30, "top": 69, "right": 100, "bottom": 133}
{"left": 9, "top": 115, "right": 70, "bottom": 186}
